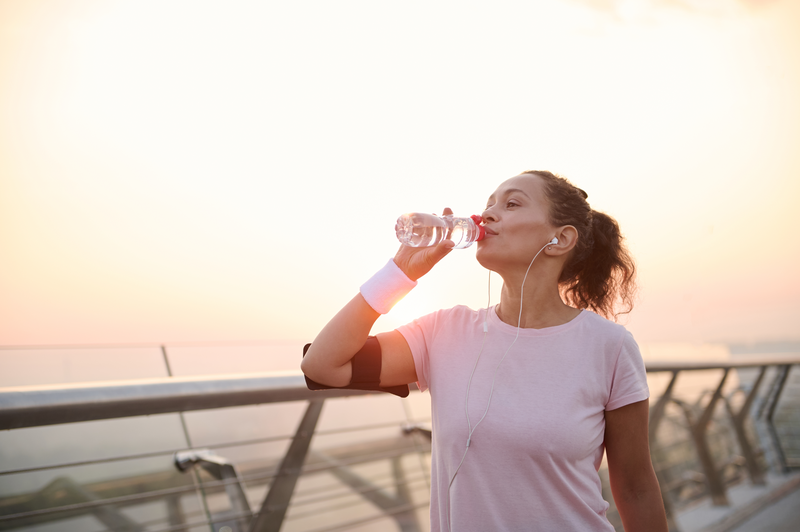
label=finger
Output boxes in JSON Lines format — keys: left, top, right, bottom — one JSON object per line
{"left": 429, "top": 240, "right": 454, "bottom": 262}
{"left": 441, "top": 207, "right": 455, "bottom": 239}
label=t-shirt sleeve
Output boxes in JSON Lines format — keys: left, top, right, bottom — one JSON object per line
{"left": 396, "top": 311, "right": 437, "bottom": 393}
{"left": 606, "top": 330, "right": 650, "bottom": 411}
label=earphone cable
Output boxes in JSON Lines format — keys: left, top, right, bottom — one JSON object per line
{"left": 464, "top": 241, "right": 546, "bottom": 443}
{"left": 445, "top": 241, "right": 550, "bottom": 532}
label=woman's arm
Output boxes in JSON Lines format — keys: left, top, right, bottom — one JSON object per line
{"left": 301, "top": 220, "right": 454, "bottom": 388}
{"left": 605, "top": 399, "right": 668, "bottom": 532}
{"left": 300, "top": 292, "right": 384, "bottom": 387}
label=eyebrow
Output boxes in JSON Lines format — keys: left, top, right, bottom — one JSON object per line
{"left": 487, "top": 188, "right": 531, "bottom": 201}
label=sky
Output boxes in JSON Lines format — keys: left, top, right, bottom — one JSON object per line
{"left": 1, "top": 0, "right": 799, "bottom": 348}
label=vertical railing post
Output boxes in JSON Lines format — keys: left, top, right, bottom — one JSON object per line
{"left": 759, "top": 365, "right": 793, "bottom": 473}
{"left": 249, "top": 399, "right": 324, "bottom": 532}
{"left": 689, "top": 369, "right": 730, "bottom": 506}
{"left": 650, "top": 371, "right": 679, "bottom": 442}
{"left": 724, "top": 366, "right": 767, "bottom": 485}
{"left": 392, "top": 456, "right": 422, "bottom": 532}
{"left": 218, "top": 461, "right": 253, "bottom": 532}
{"left": 648, "top": 371, "right": 682, "bottom": 532}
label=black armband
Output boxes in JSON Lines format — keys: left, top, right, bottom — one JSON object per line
{"left": 302, "top": 337, "right": 409, "bottom": 398}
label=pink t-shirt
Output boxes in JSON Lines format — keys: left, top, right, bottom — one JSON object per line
{"left": 397, "top": 305, "right": 649, "bottom": 531}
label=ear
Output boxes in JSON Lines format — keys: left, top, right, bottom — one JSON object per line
{"left": 545, "top": 225, "right": 578, "bottom": 256}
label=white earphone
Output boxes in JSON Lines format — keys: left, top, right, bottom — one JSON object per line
{"left": 550, "top": 237, "right": 558, "bottom": 245}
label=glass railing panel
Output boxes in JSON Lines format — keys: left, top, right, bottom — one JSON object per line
{"left": 282, "top": 393, "right": 431, "bottom": 532}
{"left": 0, "top": 451, "right": 199, "bottom": 532}
{"left": 177, "top": 404, "right": 304, "bottom": 529}
{"left": 283, "top": 453, "right": 430, "bottom": 532}
{"left": 0, "top": 347, "right": 169, "bottom": 387}
{"left": 181, "top": 401, "right": 307, "bottom": 455}
{"left": 0, "top": 414, "right": 188, "bottom": 474}
{"left": 315, "top": 393, "right": 415, "bottom": 443}
{"left": 163, "top": 343, "right": 304, "bottom": 377}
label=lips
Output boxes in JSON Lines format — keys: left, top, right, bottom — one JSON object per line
{"left": 483, "top": 227, "right": 498, "bottom": 236}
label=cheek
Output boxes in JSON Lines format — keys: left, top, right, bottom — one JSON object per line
{"left": 509, "top": 218, "right": 551, "bottom": 245}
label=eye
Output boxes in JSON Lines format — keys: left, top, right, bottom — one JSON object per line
{"left": 506, "top": 200, "right": 520, "bottom": 208}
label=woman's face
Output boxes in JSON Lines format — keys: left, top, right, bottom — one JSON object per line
{"left": 475, "top": 173, "right": 557, "bottom": 271}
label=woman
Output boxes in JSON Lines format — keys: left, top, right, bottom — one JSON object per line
{"left": 302, "top": 170, "right": 668, "bottom": 531}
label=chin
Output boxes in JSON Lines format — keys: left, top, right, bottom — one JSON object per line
{"left": 475, "top": 246, "right": 500, "bottom": 272}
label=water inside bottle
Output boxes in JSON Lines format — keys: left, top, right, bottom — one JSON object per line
{"left": 449, "top": 218, "right": 475, "bottom": 249}
{"left": 396, "top": 214, "right": 446, "bottom": 247}
{"left": 396, "top": 214, "right": 478, "bottom": 248}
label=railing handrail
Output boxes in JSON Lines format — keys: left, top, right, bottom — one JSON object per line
{"left": 1, "top": 355, "right": 798, "bottom": 431}
{"left": 645, "top": 355, "right": 800, "bottom": 373}
{"left": 0, "top": 371, "right": 379, "bottom": 430}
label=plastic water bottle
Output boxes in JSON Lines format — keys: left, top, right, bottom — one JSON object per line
{"left": 395, "top": 213, "right": 485, "bottom": 249}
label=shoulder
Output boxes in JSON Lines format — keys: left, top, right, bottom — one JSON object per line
{"left": 415, "top": 304, "right": 481, "bottom": 321}
{"left": 397, "top": 305, "right": 483, "bottom": 339}
{"left": 576, "top": 311, "right": 639, "bottom": 356}
{"left": 443, "top": 304, "right": 481, "bottom": 319}
{"left": 578, "top": 310, "right": 629, "bottom": 338}
{"left": 404, "top": 304, "right": 481, "bottom": 328}
{"left": 396, "top": 305, "right": 482, "bottom": 361}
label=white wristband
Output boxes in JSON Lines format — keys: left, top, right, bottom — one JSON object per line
{"left": 360, "top": 259, "right": 418, "bottom": 314}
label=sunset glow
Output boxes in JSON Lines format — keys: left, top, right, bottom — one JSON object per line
{"left": 1, "top": 0, "right": 799, "bottom": 347}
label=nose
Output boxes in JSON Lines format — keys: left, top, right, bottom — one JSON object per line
{"left": 481, "top": 206, "right": 498, "bottom": 223}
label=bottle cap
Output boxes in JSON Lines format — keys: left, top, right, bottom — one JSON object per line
{"left": 470, "top": 215, "right": 486, "bottom": 241}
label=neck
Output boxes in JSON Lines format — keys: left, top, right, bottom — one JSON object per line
{"left": 495, "top": 270, "right": 580, "bottom": 329}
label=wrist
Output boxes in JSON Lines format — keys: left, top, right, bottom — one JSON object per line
{"left": 360, "top": 259, "right": 418, "bottom": 314}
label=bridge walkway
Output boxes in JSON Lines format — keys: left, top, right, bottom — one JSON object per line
{"left": 675, "top": 471, "right": 800, "bottom": 532}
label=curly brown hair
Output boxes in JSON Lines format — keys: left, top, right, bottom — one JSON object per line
{"left": 523, "top": 170, "right": 637, "bottom": 320}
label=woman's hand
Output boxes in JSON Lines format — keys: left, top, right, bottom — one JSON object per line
{"left": 393, "top": 207, "right": 456, "bottom": 281}
{"left": 303, "top": 209, "right": 456, "bottom": 388}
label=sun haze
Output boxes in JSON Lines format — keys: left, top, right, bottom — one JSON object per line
{"left": 1, "top": 0, "right": 798, "bottom": 347}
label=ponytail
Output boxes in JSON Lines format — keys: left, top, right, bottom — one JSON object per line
{"left": 523, "top": 171, "right": 637, "bottom": 320}
{"left": 562, "top": 209, "right": 636, "bottom": 319}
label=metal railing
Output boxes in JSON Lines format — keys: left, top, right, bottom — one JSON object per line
{"left": 0, "top": 372, "right": 374, "bottom": 430}
{"left": 0, "top": 371, "right": 431, "bottom": 532}
{"left": 637, "top": 357, "right": 800, "bottom": 532}
{"left": 1, "top": 356, "right": 798, "bottom": 532}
